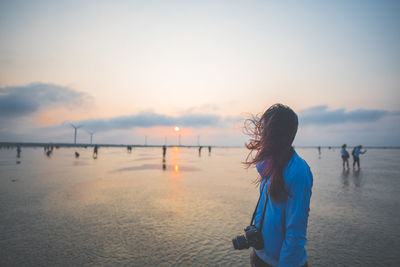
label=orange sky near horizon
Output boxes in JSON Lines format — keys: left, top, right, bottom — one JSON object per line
{"left": 1, "top": 1, "right": 399, "bottom": 145}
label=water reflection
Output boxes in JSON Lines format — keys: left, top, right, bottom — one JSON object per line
{"left": 115, "top": 164, "right": 198, "bottom": 172}
{"left": 169, "top": 146, "right": 183, "bottom": 211}
{"left": 352, "top": 169, "right": 362, "bottom": 187}
{"left": 341, "top": 168, "right": 350, "bottom": 187}
{"left": 340, "top": 168, "right": 363, "bottom": 188}
{"left": 174, "top": 164, "right": 179, "bottom": 173}
{"left": 2, "top": 147, "right": 400, "bottom": 266}
{"left": 172, "top": 146, "right": 180, "bottom": 175}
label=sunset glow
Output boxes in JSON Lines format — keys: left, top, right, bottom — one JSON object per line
{"left": 174, "top": 164, "right": 179, "bottom": 173}
{"left": 0, "top": 1, "right": 399, "bottom": 146}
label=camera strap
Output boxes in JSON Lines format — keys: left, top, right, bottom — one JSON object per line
{"left": 250, "top": 181, "right": 269, "bottom": 233}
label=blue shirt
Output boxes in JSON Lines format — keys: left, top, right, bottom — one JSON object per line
{"left": 254, "top": 150, "right": 313, "bottom": 267}
{"left": 353, "top": 148, "right": 366, "bottom": 157}
{"left": 341, "top": 148, "right": 349, "bottom": 158}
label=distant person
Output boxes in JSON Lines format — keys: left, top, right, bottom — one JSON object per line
{"left": 352, "top": 145, "right": 367, "bottom": 169}
{"left": 341, "top": 144, "right": 350, "bottom": 169}
{"left": 16, "top": 145, "right": 22, "bottom": 158}
{"left": 75, "top": 152, "right": 80, "bottom": 158}
{"left": 208, "top": 146, "right": 211, "bottom": 156}
{"left": 127, "top": 145, "right": 132, "bottom": 152}
{"left": 161, "top": 146, "right": 167, "bottom": 170}
{"left": 235, "top": 104, "right": 312, "bottom": 267}
{"left": 318, "top": 146, "right": 321, "bottom": 155}
{"left": 93, "top": 145, "right": 98, "bottom": 159}
{"left": 198, "top": 146, "right": 202, "bottom": 157}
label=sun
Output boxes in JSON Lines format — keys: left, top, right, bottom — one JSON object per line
{"left": 174, "top": 126, "right": 180, "bottom": 132}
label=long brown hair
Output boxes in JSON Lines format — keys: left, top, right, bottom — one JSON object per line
{"left": 244, "top": 104, "right": 298, "bottom": 202}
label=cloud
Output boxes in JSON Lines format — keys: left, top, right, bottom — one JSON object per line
{"left": 0, "top": 82, "right": 89, "bottom": 119}
{"left": 71, "top": 112, "right": 231, "bottom": 132}
{"left": 298, "top": 105, "right": 397, "bottom": 125}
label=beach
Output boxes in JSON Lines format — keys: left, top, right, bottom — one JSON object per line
{"left": 0, "top": 147, "right": 399, "bottom": 266}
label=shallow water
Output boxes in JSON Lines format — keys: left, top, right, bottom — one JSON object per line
{"left": 0, "top": 147, "right": 399, "bottom": 266}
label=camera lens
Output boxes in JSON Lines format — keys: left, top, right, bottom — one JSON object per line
{"left": 232, "top": 235, "right": 249, "bottom": 250}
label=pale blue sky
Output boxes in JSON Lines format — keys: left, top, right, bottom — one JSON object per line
{"left": 0, "top": 0, "right": 399, "bottom": 145}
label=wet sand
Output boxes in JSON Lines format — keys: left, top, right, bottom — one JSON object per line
{"left": 0, "top": 147, "right": 399, "bottom": 266}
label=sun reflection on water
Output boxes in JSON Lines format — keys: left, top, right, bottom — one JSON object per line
{"left": 174, "top": 164, "right": 179, "bottom": 173}
{"left": 172, "top": 146, "right": 181, "bottom": 176}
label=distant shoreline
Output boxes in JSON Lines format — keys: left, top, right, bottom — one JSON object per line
{"left": 0, "top": 142, "right": 217, "bottom": 148}
{"left": 0, "top": 142, "right": 399, "bottom": 149}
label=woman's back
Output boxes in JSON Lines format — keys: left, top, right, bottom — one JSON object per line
{"left": 254, "top": 150, "right": 313, "bottom": 267}
{"left": 242, "top": 104, "right": 312, "bottom": 267}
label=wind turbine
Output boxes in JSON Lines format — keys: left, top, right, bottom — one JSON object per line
{"left": 87, "top": 130, "right": 95, "bottom": 145}
{"left": 70, "top": 123, "right": 82, "bottom": 144}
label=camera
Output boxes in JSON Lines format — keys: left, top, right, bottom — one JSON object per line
{"left": 232, "top": 225, "right": 264, "bottom": 250}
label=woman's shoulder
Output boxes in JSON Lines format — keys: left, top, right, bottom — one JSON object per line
{"left": 291, "top": 151, "right": 311, "bottom": 170}
{"left": 285, "top": 152, "right": 312, "bottom": 185}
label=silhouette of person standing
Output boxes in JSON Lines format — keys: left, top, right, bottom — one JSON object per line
{"left": 352, "top": 145, "right": 366, "bottom": 170}
{"left": 93, "top": 145, "right": 98, "bottom": 159}
{"left": 162, "top": 145, "right": 167, "bottom": 171}
{"left": 340, "top": 144, "right": 350, "bottom": 169}
{"left": 16, "top": 145, "right": 22, "bottom": 158}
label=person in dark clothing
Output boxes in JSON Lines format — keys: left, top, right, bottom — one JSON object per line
{"left": 93, "top": 145, "right": 98, "bottom": 159}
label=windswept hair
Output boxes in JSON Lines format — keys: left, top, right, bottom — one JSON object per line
{"left": 243, "top": 104, "right": 298, "bottom": 202}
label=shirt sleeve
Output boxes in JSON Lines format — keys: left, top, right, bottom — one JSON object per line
{"left": 279, "top": 167, "right": 313, "bottom": 267}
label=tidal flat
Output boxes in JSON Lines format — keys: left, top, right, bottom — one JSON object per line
{"left": 0, "top": 147, "right": 399, "bottom": 266}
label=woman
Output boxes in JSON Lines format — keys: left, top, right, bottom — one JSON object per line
{"left": 341, "top": 144, "right": 350, "bottom": 169}
{"left": 244, "top": 104, "right": 313, "bottom": 267}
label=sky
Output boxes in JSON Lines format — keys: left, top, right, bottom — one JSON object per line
{"left": 0, "top": 0, "right": 399, "bottom": 146}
